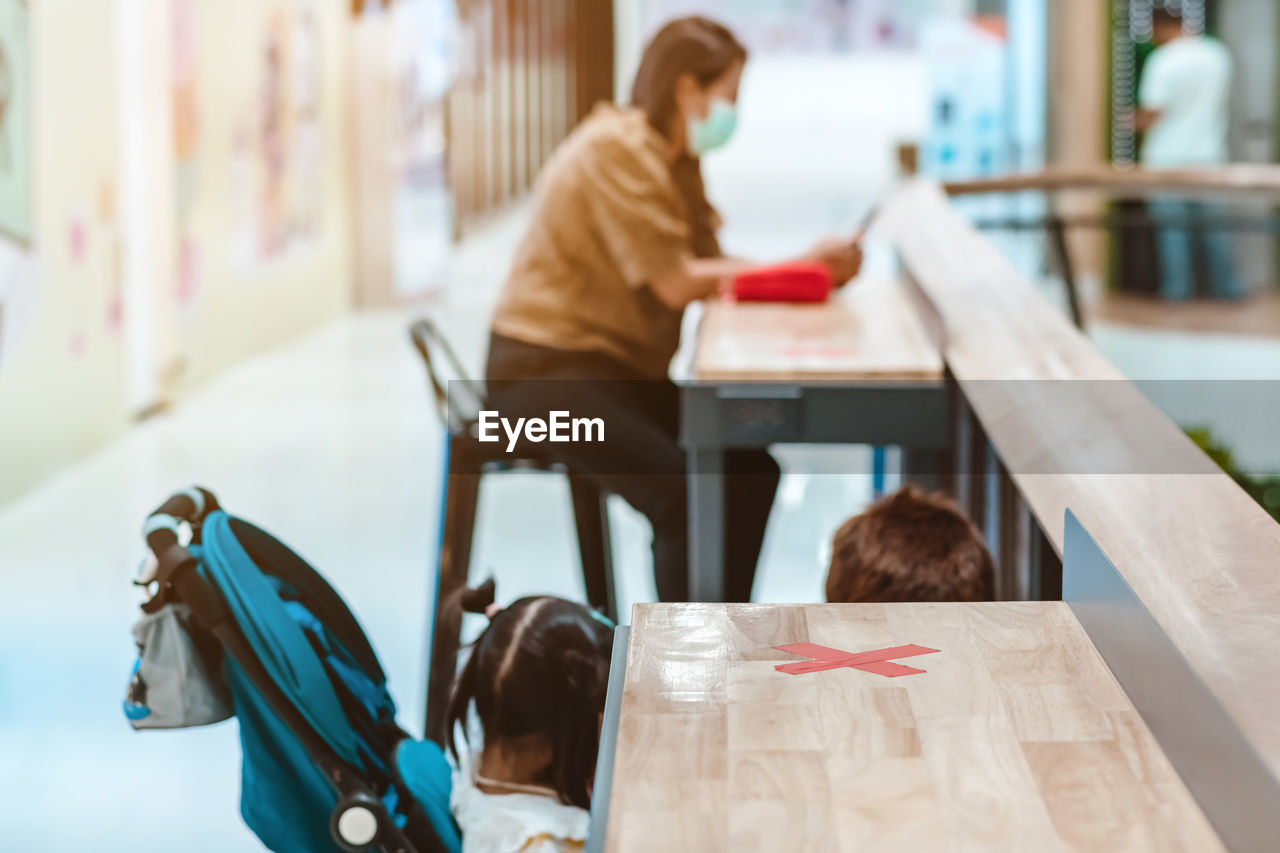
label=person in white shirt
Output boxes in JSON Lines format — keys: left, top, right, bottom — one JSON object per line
{"left": 1137, "top": 8, "right": 1243, "bottom": 301}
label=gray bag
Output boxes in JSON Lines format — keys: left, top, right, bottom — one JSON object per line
{"left": 124, "top": 602, "right": 233, "bottom": 729}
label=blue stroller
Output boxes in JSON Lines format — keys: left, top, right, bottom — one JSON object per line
{"left": 126, "top": 486, "right": 462, "bottom": 853}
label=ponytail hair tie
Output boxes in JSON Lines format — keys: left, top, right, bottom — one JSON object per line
{"left": 460, "top": 578, "right": 498, "bottom": 615}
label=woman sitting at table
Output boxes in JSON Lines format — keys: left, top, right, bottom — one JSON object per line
{"left": 485, "top": 16, "right": 863, "bottom": 602}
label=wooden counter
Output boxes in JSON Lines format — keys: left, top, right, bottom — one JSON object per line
{"left": 880, "top": 179, "right": 1280, "bottom": 811}
{"left": 602, "top": 602, "right": 1221, "bottom": 853}
{"left": 692, "top": 276, "right": 942, "bottom": 382}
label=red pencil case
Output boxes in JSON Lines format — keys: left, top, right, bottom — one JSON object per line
{"left": 731, "top": 261, "right": 834, "bottom": 303}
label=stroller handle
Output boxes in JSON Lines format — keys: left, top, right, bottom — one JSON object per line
{"left": 138, "top": 487, "right": 219, "bottom": 587}
{"left": 138, "top": 486, "right": 235, "bottom": 630}
{"left": 149, "top": 485, "right": 218, "bottom": 526}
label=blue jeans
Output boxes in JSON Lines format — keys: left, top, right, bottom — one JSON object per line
{"left": 1149, "top": 199, "right": 1245, "bottom": 301}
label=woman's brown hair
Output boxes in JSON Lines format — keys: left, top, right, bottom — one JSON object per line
{"left": 630, "top": 16, "right": 748, "bottom": 258}
{"left": 630, "top": 16, "right": 748, "bottom": 140}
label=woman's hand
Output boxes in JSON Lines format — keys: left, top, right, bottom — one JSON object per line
{"left": 806, "top": 236, "right": 864, "bottom": 288}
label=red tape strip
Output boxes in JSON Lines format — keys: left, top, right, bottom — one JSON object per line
{"left": 773, "top": 643, "right": 939, "bottom": 678}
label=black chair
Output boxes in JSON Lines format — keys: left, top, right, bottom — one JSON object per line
{"left": 408, "top": 318, "right": 618, "bottom": 744}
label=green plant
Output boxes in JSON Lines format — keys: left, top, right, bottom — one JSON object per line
{"left": 1186, "top": 427, "right": 1280, "bottom": 523}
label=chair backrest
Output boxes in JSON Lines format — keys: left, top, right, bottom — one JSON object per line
{"left": 408, "top": 318, "right": 487, "bottom": 433}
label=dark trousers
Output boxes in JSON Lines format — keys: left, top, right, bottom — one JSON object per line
{"left": 486, "top": 334, "right": 779, "bottom": 602}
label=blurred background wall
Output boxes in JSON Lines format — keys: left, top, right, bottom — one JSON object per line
{"left": 161, "top": 0, "right": 355, "bottom": 389}
{"left": 2, "top": 0, "right": 1277, "bottom": 506}
{"left": 445, "top": 0, "right": 614, "bottom": 238}
{"left": 0, "top": 0, "right": 358, "bottom": 504}
{"left": 0, "top": 0, "right": 129, "bottom": 504}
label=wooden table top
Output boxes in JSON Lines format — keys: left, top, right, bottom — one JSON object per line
{"left": 603, "top": 602, "right": 1221, "bottom": 853}
{"left": 690, "top": 276, "right": 943, "bottom": 383}
{"left": 880, "top": 179, "right": 1280, "bottom": 784}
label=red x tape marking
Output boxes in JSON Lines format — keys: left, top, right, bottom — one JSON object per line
{"left": 773, "top": 643, "right": 940, "bottom": 677}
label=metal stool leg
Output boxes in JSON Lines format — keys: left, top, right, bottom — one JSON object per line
{"left": 1047, "top": 212, "right": 1085, "bottom": 329}
{"left": 425, "top": 433, "right": 482, "bottom": 744}
{"left": 569, "top": 475, "right": 617, "bottom": 623}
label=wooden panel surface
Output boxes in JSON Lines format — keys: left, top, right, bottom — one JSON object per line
{"left": 447, "top": 0, "right": 612, "bottom": 235}
{"left": 604, "top": 603, "right": 1222, "bottom": 852}
{"left": 880, "top": 180, "right": 1280, "bottom": 786}
{"left": 692, "top": 276, "right": 943, "bottom": 382}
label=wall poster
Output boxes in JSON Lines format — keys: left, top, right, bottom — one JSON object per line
{"left": 0, "top": 0, "right": 31, "bottom": 244}
{"left": 231, "top": 0, "right": 326, "bottom": 269}
{"left": 0, "top": 0, "right": 34, "bottom": 373}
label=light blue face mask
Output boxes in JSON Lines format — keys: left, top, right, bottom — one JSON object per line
{"left": 688, "top": 97, "right": 738, "bottom": 156}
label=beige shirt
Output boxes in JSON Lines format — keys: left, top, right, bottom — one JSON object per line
{"left": 491, "top": 104, "right": 717, "bottom": 378}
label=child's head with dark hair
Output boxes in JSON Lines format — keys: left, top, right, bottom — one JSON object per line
{"left": 445, "top": 581, "right": 614, "bottom": 809}
{"left": 826, "top": 486, "right": 995, "bottom": 603}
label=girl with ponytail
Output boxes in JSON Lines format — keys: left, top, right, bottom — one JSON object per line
{"left": 445, "top": 580, "right": 614, "bottom": 852}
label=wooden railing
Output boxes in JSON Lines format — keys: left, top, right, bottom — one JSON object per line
{"left": 944, "top": 163, "right": 1280, "bottom": 197}
{"left": 940, "top": 165, "right": 1280, "bottom": 329}
{"left": 882, "top": 178, "right": 1280, "bottom": 797}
